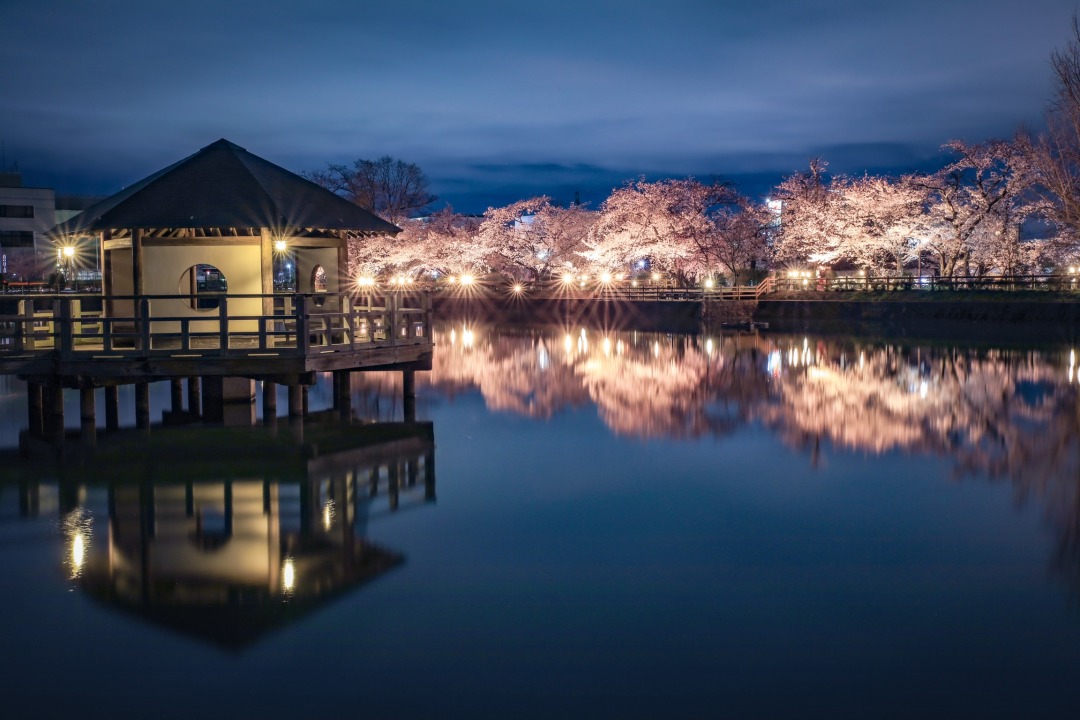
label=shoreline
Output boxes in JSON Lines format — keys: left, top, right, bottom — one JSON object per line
{"left": 434, "top": 293, "right": 1080, "bottom": 347}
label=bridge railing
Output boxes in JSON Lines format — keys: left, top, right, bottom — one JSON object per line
{"left": 770, "top": 274, "right": 1080, "bottom": 293}
{"left": 441, "top": 273, "right": 1080, "bottom": 299}
{"left": 0, "top": 291, "right": 432, "bottom": 360}
{"left": 436, "top": 279, "right": 775, "bottom": 302}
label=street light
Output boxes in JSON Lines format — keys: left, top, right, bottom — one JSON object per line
{"left": 57, "top": 245, "right": 77, "bottom": 290}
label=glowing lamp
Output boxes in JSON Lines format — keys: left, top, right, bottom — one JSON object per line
{"left": 282, "top": 558, "right": 296, "bottom": 593}
{"left": 273, "top": 239, "right": 288, "bottom": 252}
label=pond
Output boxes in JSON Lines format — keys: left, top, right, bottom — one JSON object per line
{"left": 1, "top": 321, "right": 1079, "bottom": 718}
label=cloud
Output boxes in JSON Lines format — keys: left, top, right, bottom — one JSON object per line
{"left": 1, "top": 0, "right": 1072, "bottom": 209}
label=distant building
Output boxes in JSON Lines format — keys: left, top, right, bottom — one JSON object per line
{"left": 0, "top": 171, "right": 55, "bottom": 275}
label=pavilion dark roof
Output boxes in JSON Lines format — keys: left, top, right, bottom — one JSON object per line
{"left": 51, "top": 139, "right": 400, "bottom": 236}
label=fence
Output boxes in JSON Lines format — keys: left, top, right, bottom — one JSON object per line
{"left": 770, "top": 274, "right": 1080, "bottom": 294}
{"left": 0, "top": 291, "right": 432, "bottom": 360}
{"left": 436, "top": 278, "right": 776, "bottom": 302}
{"left": 437, "top": 274, "right": 1080, "bottom": 300}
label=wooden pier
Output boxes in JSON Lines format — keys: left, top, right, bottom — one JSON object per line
{"left": 0, "top": 290, "right": 433, "bottom": 434}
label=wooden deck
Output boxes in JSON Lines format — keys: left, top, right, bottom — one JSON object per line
{"left": 0, "top": 291, "right": 433, "bottom": 384}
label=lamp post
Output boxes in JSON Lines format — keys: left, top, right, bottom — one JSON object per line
{"left": 63, "top": 245, "right": 76, "bottom": 291}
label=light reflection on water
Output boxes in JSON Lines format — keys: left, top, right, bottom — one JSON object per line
{"left": 378, "top": 323, "right": 1080, "bottom": 596}
{"left": 1, "top": 323, "right": 1080, "bottom": 715}
{"left": 404, "top": 324, "right": 1080, "bottom": 464}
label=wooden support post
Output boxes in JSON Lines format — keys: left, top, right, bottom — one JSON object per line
{"left": 26, "top": 382, "right": 43, "bottom": 438}
{"left": 99, "top": 230, "right": 109, "bottom": 295}
{"left": 80, "top": 387, "right": 96, "bottom": 444}
{"left": 402, "top": 370, "right": 416, "bottom": 422}
{"left": 295, "top": 294, "right": 309, "bottom": 356}
{"left": 187, "top": 377, "right": 201, "bottom": 417}
{"left": 135, "top": 382, "right": 150, "bottom": 430}
{"left": 139, "top": 296, "right": 151, "bottom": 352}
{"left": 288, "top": 384, "right": 303, "bottom": 418}
{"left": 202, "top": 376, "right": 224, "bottom": 423}
{"left": 170, "top": 378, "right": 184, "bottom": 413}
{"left": 262, "top": 380, "right": 277, "bottom": 423}
{"left": 368, "top": 467, "right": 379, "bottom": 497}
{"left": 334, "top": 370, "right": 351, "bottom": 419}
{"left": 260, "top": 229, "right": 275, "bottom": 319}
{"left": 301, "top": 385, "right": 309, "bottom": 416}
{"left": 424, "top": 448, "right": 436, "bottom": 501}
{"left": 57, "top": 298, "right": 73, "bottom": 359}
{"left": 131, "top": 228, "right": 144, "bottom": 297}
{"left": 105, "top": 386, "right": 119, "bottom": 431}
{"left": 46, "top": 383, "right": 64, "bottom": 441}
{"left": 388, "top": 461, "right": 400, "bottom": 511}
{"left": 337, "top": 242, "right": 349, "bottom": 293}
{"left": 218, "top": 297, "right": 229, "bottom": 352}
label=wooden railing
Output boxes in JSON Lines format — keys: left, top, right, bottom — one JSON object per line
{"left": 0, "top": 291, "right": 432, "bottom": 360}
{"left": 770, "top": 274, "right": 1080, "bottom": 294}
{"left": 436, "top": 278, "right": 775, "bottom": 302}
{"left": 436, "top": 273, "right": 1080, "bottom": 300}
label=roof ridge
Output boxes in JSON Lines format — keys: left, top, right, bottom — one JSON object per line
{"left": 49, "top": 139, "right": 400, "bottom": 236}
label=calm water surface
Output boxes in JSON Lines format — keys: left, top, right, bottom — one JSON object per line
{"left": 2, "top": 322, "right": 1080, "bottom": 718}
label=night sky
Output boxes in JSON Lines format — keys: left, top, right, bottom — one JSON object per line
{"left": 1, "top": 0, "right": 1074, "bottom": 212}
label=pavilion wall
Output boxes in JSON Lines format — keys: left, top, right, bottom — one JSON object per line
{"left": 144, "top": 244, "right": 263, "bottom": 332}
{"left": 293, "top": 247, "right": 342, "bottom": 293}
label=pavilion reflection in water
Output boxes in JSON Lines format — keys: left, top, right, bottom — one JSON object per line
{"left": 6, "top": 419, "right": 435, "bottom": 650}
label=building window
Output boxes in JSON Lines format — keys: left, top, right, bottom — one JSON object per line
{"left": 0, "top": 231, "right": 35, "bottom": 247}
{"left": 0, "top": 205, "right": 34, "bottom": 218}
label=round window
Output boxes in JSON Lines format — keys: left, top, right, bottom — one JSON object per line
{"left": 179, "top": 264, "right": 227, "bottom": 310}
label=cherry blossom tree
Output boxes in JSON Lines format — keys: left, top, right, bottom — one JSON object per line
{"left": 706, "top": 197, "right": 771, "bottom": 284}
{"left": 581, "top": 178, "right": 731, "bottom": 284}
{"left": 922, "top": 137, "right": 1037, "bottom": 277}
{"left": 770, "top": 159, "right": 843, "bottom": 268}
{"left": 478, "top": 197, "right": 595, "bottom": 280}
{"left": 838, "top": 174, "right": 927, "bottom": 275}
{"left": 347, "top": 206, "right": 483, "bottom": 279}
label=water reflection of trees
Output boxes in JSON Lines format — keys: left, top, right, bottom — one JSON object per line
{"left": 383, "top": 323, "right": 1080, "bottom": 598}
{"left": 414, "top": 324, "right": 1079, "bottom": 480}
{"left": 414, "top": 326, "right": 774, "bottom": 439}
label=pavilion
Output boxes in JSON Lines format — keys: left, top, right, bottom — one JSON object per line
{"left": 0, "top": 139, "right": 431, "bottom": 434}
{"left": 51, "top": 138, "right": 400, "bottom": 321}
